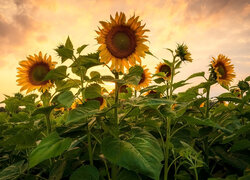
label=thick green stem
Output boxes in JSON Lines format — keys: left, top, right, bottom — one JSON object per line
{"left": 164, "top": 118, "right": 171, "bottom": 180}
{"left": 170, "top": 56, "right": 176, "bottom": 98}
{"left": 205, "top": 86, "right": 211, "bottom": 118}
{"left": 112, "top": 72, "right": 120, "bottom": 180}
{"left": 194, "top": 168, "right": 199, "bottom": 180}
{"left": 114, "top": 72, "right": 119, "bottom": 127}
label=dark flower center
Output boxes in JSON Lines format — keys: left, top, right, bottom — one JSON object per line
{"left": 119, "top": 85, "right": 128, "bottom": 93}
{"left": 29, "top": 63, "right": 50, "bottom": 85}
{"left": 88, "top": 97, "right": 104, "bottom": 106}
{"left": 216, "top": 63, "right": 227, "bottom": 78}
{"left": 139, "top": 71, "right": 145, "bottom": 84}
{"left": 106, "top": 26, "right": 136, "bottom": 58}
{"left": 159, "top": 64, "right": 171, "bottom": 77}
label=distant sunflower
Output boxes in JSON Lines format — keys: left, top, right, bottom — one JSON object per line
{"left": 70, "top": 99, "right": 83, "bottom": 110}
{"left": 96, "top": 12, "right": 149, "bottom": 73}
{"left": 211, "top": 54, "right": 235, "bottom": 86}
{"left": 144, "top": 90, "right": 161, "bottom": 98}
{"left": 155, "top": 62, "right": 171, "bottom": 80}
{"left": 87, "top": 96, "right": 107, "bottom": 110}
{"left": 132, "top": 66, "right": 151, "bottom": 90}
{"left": 17, "top": 52, "right": 57, "bottom": 93}
{"left": 175, "top": 43, "right": 192, "bottom": 62}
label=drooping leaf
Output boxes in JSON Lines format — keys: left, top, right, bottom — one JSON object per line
{"left": 101, "top": 128, "right": 163, "bottom": 180}
{"left": 29, "top": 132, "right": 72, "bottom": 168}
{"left": 77, "top": 44, "right": 88, "bottom": 54}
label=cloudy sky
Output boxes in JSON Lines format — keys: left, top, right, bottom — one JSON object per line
{"left": 0, "top": 0, "right": 249, "bottom": 102}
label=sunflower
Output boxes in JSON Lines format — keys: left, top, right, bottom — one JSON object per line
{"left": 70, "top": 98, "right": 83, "bottom": 110}
{"left": 144, "top": 90, "right": 161, "bottom": 98}
{"left": 131, "top": 65, "right": 151, "bottom": 90}
{"left": 175, "top": 43, "right": 192, "bottom": 62}
{"left": 87, "top": 96, "right": 107, "bottom": 110}
{"left": 211, "top": 54, "right": 235, "bottom": 86}
{"left": 155, "top": 62, "right": 171, "bottom": 80}
{"left": 96, "top": 12, "right": 149, "bottom": 73}
{"left": 17, "top": 52, "right": 57, "bottom": 93}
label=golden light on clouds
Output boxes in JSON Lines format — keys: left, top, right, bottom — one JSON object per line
{"left": 0, "top": 0, "right": 249, "bottom": 102}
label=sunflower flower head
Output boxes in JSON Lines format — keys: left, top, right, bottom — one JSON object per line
{"left": 144, "top": 90, "right": 161, "bottom": 98}
{"left": 96, "top": 12, "right": 149, "bottom": 73}
{"left": 238, "top": 80, "right": 249, "bottom": 91}
{"left": 131, "top": 65, "right": 151, "bottom": 91}
{"left": 16, "top": 52, "right": 57, "bottom": 93}
{"left": 210, "top": 54, "right": 235, "bottom": 87}
{"left": 175, "top": 43, "right": 192, "bottom": 62}
{"left": 155, "top": 62, "right": 171, "bottom": 80}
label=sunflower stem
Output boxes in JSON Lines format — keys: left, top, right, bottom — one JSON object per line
{"left": 114, "top": 72, "right": 119, "bottom": 128}
{"left": 164, "top": 53, "right": 176, "bottom": 180}
{"left": 205, "top": 85, "right": 211, "bottom": 118}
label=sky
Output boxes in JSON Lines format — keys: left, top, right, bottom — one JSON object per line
{"left": 0, "top": 0, "right": 250, "bottom": 103}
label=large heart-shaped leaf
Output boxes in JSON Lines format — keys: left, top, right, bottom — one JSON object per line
{"left": 102, "top": 128, "right": 163, "bottom": 180}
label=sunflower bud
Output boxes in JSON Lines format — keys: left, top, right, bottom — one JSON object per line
{"left": 238, "top": 80, "right": 249, "bottom": 91}
{"left": 175, "top": 43, "right": 192, "bottom": 62}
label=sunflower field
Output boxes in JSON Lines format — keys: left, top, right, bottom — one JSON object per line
{"left": 0, "top": 12, "right": 250, "bottom": 180}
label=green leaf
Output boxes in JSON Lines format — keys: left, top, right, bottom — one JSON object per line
{"left": 123, "top": 65, "right": 143, "bottom": 85}
{"left": 101, "top": 75, "right": 115, "bottom": 81}
{"left": 57, "top": 91, "right": 75, "bottom": 108}
{"left": 90, "top": 71, "right": 101, "bottom": 82}
{"left": 49, "top": 160, "right": 67, "bottom": 180}
{"left": 231, "top": 139, "right": 250, "bottom": 152}
{"left": 154, "top": 78, "right": 165, "bottom": 84}
{"left": 163, "top": 59, "right": 172, "bottom": 67}
{"left": 29, "top": 132, "right": 72, "bottom": 168}
{"left": 186, "top": 72, "right": 205, "bottom": 80}
{"left": 32, "top": 105, "right": 57, "bottom": 116}
{"left": 145, "top": 51, "right": 158, "bottom": 59}
{"left": 85, "top": 84, "right": 101, "bottom": 99}
{"left": 0, "top": 160, "right": 27, "bottom": 180}
{"left": 71, "top": 52, "right": 100, "bottom": 69}
{"left": 183, "top": 116, "right": 230, "bottom": 132}
{"left": 118, "top": 169, "right": 141, "bottom": 180}
{"left": 173, "top": 80, "right": 189, "bottom": 90}
{"left": 56, "top": 79, "right": 81, "bottom": 91}
{"left": 66, "top": 101, "right": 100, "bottom": 124}
{"left": 245, "top": 76, "right": 250, "bottom": 82}
{"left": 44, "top": 66, "right": 67, "bottom": 81}
{"left": 70, "top": 165, "right": 99, "bottom": 180}
{"left": 55, "top": 46, "right": 73, "bottom": 63}
{"left": 65, "top": 36, "right": 73, "bottom": 50}
{"left": 101, "top": 128, "right": 163, "bottom": 180}
{"left": 77, "top": 44, "right": 88, "bottom": 54}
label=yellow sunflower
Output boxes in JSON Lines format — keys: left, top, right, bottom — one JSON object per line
{"left": 70, "top": 98, "right": 83, "bottom": 110}
{"left": 131, "top": 65, "right": 151, "bottom": 90}
{"left": 211, "top": 54, "right": 235, "bottom": 86}
{"left": 144, "top": 90, "right": 161, "bottom": 98}
{"left": 17, "top": 52, "right": 57, "bottom": 93}
{"left": 175, "top": 43, "right": 192, "bottom": 62}
{"left": 155, "top": 62, "right": 171, "bottom": 80}
{"left": 96, "top": 12, "right": 149, "bottom": 73}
